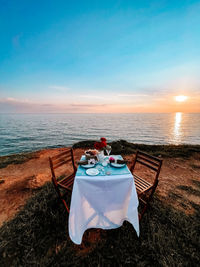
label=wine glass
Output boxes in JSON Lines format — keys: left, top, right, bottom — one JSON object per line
{"left": 106, "top": 145, "right": 111, "bottom": 156}
{"left": 104, "top": 146, "right": 111, "bottom": 175}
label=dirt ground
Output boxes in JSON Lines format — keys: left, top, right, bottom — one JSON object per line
{"left": 0, "top": 148, "right": 200, "bottom": 227}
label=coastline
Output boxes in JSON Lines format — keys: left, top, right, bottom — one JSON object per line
{"left": 1, "top": 140, "right": 200, "bottom": 169}
{"left": 0, "top": 141, "right": 200, "bottom": 227}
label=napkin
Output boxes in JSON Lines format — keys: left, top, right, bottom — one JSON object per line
{"left": 77, "top": 160, "right": 88, "bottom": 165}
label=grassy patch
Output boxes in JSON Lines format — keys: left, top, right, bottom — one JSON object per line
{"left": 0, "top": 183, "right": 199, "bottom": 266}
{"left": 73, "top": 140, "right": 200, "bottom": 158}
{"left": 188, "top": 201, "right": 200, "bottom": 213}
{"left": 0, "top": 152, "right": 39, "bottom": 169}
{"left": 191, "top": 180, "right": 200, "bottom": 188}
{"left": 177, "top": 185, "right": 200, "bottom": 197}
{"left": 168, "top": 192, "right": 183, "bottom": 201}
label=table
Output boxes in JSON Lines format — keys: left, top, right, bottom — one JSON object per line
{"left": 68, "top": 155, "right": 140, "bottom": 244}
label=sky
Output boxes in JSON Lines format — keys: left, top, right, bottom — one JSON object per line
{"left": 0, "top": 0, "right": 200, "bottom": 113}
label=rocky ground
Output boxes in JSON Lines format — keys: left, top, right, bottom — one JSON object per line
{"left": 0, "top": 147, "right": 200, "bottom": 227}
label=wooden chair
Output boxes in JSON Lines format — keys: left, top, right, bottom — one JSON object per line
{"left": 49, "top": 148, "right": 77, "bottom": 213}
{"left": 129, "top": 150, "right": 163, "bottom": 220}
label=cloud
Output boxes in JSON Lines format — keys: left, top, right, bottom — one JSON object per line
{"left": 5, "top": 97, "right": 18, "bottom": 102}
{"left": 70, "top": 103, "right": 107, "bottom": 107}
{"left": 117, "top": 94, "right": 148, "bottom": 97}
{"left": 49, "top": 85, "right": 70, "bottom": 92}
{"left": 0, "top": 98, "right": 109, "bottom": 113}
{"left": 79, "top": 95, "right": 106, "bottom": 99}
{"left": 4, "top": 97, "right": 29, "bottom": 103}
{"left": 0, "top": 98, "right": 59, "bottom": 113}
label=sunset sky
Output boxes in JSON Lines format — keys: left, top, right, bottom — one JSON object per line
{"left": 0, "top": 0, "right": 200, "bottom": 113}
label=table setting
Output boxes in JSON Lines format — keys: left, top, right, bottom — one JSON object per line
{"left": 77, "top": 137, "right": 129, "bottom": 176}
{"left": 77, "top": 154, "right": 129, "bottom": 176}
{"left": 68, "top": 137, "right": 140, "bottom": 245}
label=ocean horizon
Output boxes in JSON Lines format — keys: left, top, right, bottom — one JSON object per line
{"left": 0, "top": 112, "right": 200, "bottom": 156}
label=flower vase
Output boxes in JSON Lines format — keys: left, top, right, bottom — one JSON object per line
{"left": 97, "top": 150, "right": 104, "bottom": 163}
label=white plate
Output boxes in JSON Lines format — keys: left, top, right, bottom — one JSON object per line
{"left": 81, "top": 164, "right": 95, "bottom": 169}
{"left": 86, "top": 168, "right": 99, "bottom": 176}
{"left": 111, "top": 162, "right": 125, "bottom": 168}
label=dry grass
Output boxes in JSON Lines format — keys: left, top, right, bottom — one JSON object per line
{"left": 0, "top": 182, "right": 199, "bottom": 266}
{"left": 0, "top": 152, "right": 39, "bottom": 169}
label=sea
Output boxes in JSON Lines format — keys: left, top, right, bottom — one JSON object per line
{"left": 0, "top": 113, "right": 200, "bottom": 156}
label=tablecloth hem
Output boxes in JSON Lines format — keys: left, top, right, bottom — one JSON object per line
{"left": 70, "top": 217, "right": 139, "bottom": 245}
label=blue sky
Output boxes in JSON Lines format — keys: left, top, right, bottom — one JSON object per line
{"left": 0, "top": 0, "right": 200, "bottom": 113}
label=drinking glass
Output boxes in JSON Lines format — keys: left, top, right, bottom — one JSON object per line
{"left": 106, "top": 145, "right": 111, "bottom": 156}
{"left": 105, "top": 146, "right": 112, "bottom": 175}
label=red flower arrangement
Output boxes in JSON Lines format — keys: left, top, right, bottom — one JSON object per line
{"left": 94, "top": 137, "right": 107, "bottom": 150}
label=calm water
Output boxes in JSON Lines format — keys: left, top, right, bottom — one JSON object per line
{"left": 0, "top": 113, "right": 200, "bottom": 156}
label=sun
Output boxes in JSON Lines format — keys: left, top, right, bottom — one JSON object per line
{"left": 175, "top": 95, "right": 188, "bottom": 102}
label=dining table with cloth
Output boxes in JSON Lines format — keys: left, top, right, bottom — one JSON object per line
{"left": 68, "top": 155, "right": 140, "bottom": 245}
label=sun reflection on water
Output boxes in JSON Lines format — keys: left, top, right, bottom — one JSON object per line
{"left": 173, "top": 112, "right": 182, "bottom": 144}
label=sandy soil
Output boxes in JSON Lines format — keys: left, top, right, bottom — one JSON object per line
{"left": 0, "top": 148, "right": 200, "bottom": 227}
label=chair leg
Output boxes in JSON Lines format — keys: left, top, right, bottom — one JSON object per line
{"left": 52, "top": 181, "right": 70, "bottom": 213}
{"left": 139, "top": 201, "right": 149, "bottom": 221}
{"left": 61, "top": 198, "right": 70, "bottom": 213}
{"left": 148, "top": 182, "right": 158, "bottom": 203}
{"left": 138, "top": 182, "right": 158, "bottom": 221}
{"left": 138, "top": 193, "right": 151, "bottom": 221}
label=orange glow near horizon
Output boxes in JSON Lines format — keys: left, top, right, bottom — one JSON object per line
{"left": 1, "top": 92, "right": 200, "bottom": 113}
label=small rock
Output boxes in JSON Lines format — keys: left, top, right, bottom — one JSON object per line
{"left": 0, "top": 179, "right": 5, "bottom": 184}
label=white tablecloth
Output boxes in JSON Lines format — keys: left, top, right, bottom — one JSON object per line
{"left": 68, "top": 166, "right": 139, "bottom": 244}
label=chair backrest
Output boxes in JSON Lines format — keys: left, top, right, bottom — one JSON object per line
{"left": 130, "top": 150, "right": 162, "bottom": 185}
{"left": 49, "top": 148, "right": 77, "bottom": 185}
